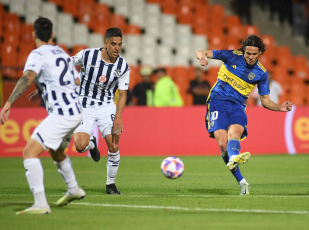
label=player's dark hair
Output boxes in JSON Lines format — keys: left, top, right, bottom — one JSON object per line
{"left": 155, "top": 67, "right": 167, "bottom": 74}
{"left": 104, "top": 27, "right": 122, "bottom": 41}
{"left": 239, "top": 35, "right": 266, "bottom": 54}
{"left": 33, "top": 17, "right": 53, "bottom": 43}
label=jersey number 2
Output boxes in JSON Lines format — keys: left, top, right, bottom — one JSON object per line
{"left": 56, "top": 57, "right": 75, "bottom": 86}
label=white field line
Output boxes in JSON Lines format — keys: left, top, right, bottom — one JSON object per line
{"left": 1, "top": 194, "right": 309, "bottom": 199}
{"left": 0, "top": 198, "right": 308, "bottom": 215}
{"left": 72, "top": 202, "right": 309, "bottom": 215}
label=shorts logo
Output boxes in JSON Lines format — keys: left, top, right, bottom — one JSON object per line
{"left": 99, "top": 75, "right": 107, "bottom": 83}
{"left": 248, "top": 72, "right": 255, "bottom": 80}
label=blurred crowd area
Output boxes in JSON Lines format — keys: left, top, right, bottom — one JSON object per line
{"left": 232, "top": 0, "right": 309, "bottom": 45}
{"left": 0, "top": 0, "right": 309, "bottom": 107}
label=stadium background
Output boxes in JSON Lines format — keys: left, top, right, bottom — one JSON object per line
{"left": 0, "top": 0, "right": 309, "bottom": 156}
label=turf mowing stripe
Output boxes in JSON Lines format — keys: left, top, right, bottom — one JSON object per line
{"left": 72, "top": 202, "right": 309, "bottom": 215}
{"left": 1, "top": 194, "right": 309, "bottom": 198}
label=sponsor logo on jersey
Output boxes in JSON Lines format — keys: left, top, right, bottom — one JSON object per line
{"left": 217, "top": 66, "right": 255, "bottom": 96}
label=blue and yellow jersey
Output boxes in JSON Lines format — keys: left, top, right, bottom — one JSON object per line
{"left": 208, "top": 50, "right": 270, "bottom": 104}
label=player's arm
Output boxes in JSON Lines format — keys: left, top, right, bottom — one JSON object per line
{"left": 0, "top": 70, "right": 37, "bottom": 124}
{"left": 112, "top": 89, "right": 127, "bottom": 143}
{"left": 260, "top": 94, "right": 293, "bottom": 112}
{"left": 195, "top": 50, "right": 213, "bottom": 66}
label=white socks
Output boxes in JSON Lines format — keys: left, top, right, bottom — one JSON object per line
{"left": 239, "top": 178, "right": 247, "bottom": 185}
{"left": 23, "top": 158, "right": 48, "bottom": 208}
{"left": 106, "top": 150, "right": 120, "bottom": 185}
{"left": 24, "top": 156, "right": 80, "bottom": 207}
{"left": 54, "top": 156, "right": 79, "bottom": 195}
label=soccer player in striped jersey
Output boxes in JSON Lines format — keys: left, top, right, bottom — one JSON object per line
{"left": 0, "top": 17, "right": 85, "bottom": 214}
{"left": 71, "top": 27, "right": 130, "bottom": 195}
{"left": 195, "top": 35, "right": 293, "bottom": 195}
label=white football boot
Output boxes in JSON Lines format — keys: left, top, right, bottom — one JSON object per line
{"left": 239, "top": 181, "right": 250, "bottom": 195}
{"left": 56, "top": 188, "right": 86, "bottom": 206}
{"left": 16, "top": 204, "right": 51, "bottom": 215}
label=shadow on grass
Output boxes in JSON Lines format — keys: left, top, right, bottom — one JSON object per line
{"left": 0, "top": 202, "right": 31, "bottom": 212}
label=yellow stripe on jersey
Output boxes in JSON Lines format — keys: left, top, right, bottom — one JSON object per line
{"left": 233, "top": 50, "right": 243, "bottom": 55}
{"left": 206, "top": 79, "right": 219, "bottom": 102}
{"left": 217, "top": 64, "right": 256, "bottom": 97}
{"left": 206, "top": 102, "right": 213, "bottom": 131}
{"left": 257, "top": 62, "right": 266, "bottom": 72}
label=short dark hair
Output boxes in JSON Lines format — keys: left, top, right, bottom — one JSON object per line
{"left": 33, "top": 17, "right": 53, "bottom": 42}
{"left": 155, "top": 68, "right": 167, "bottom": 74}
{"left": 239, "top": 35, "right": 266, "bottom": 54}
{"left": 104, "top": 27, "right": 122, "bottom": 41}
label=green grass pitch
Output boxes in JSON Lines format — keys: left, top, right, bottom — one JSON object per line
{"left": 0, "top": 154, "right": 308, "bottom": 230}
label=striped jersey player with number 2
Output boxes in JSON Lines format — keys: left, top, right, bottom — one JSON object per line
{"left": 195, "top": 35, "right": 293, "bottom": 195}
{"left": 71, "top": 27, "right": 130, "bottom": 195}
{"left": 0, "top": 17, "right": 85, "bottom": 214}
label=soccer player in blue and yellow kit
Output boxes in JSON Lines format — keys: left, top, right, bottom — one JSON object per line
{"left": 195, "top": 35, "right": 293, "bottom": 195}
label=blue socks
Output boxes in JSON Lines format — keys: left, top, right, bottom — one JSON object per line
{"left": 227, "top": 139, "right": 240, "bottom": 159}
{"left": 221, "top": 151, "right": 229, "bottom": 164}
{"left": 221, "top": 139, "right": 244, "bottom": 182}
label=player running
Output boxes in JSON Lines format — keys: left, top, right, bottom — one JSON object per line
{"left": 71, "top": 27, "right": 130, "bottom": 195}
{"left": 0, "top": 17, "right": 85, "bottom": 214}
{"left": 195, "top": 35, "right": 293, "bottom": 195}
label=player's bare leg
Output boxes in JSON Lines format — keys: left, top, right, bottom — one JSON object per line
{"left": 74, "top": 132, "right": 100, "bottom": 162}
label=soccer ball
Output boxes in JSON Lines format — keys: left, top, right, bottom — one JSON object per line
{"left": 161, "top": 156, "right": 184, "bottom": 179}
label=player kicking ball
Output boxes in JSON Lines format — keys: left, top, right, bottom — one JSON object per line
{"left": 195, "top": 35, "right": 293, "bottom": 195}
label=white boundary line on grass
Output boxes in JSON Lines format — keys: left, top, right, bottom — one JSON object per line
{"left": 72, "top": 202, "right": 309, "bottom": 215}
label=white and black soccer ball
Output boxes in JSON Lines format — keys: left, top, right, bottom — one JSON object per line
{"left": 161, "top": 156, "right": 184, "bottom": 179}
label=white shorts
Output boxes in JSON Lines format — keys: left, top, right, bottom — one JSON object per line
{"left": 31, "top": 113, "right": 82, "bottom": 151}
{"left": 74, "top": 103, "right": 116, "bottom": 138}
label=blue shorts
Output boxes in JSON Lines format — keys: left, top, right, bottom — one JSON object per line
{"left": 205, "top": 99, "right": 248, "bottom": 139}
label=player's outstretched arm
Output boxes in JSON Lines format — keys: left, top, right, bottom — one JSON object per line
{"left": 260, "top": 94, "right": 293, "bottom": 112}
{"left": 195, "top": 50, "right": 213, "bottom": 66}
{"left": 0, "top": 70, "right": 37, "bottom": 124}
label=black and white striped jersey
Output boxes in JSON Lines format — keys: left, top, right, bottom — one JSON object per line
{"left": 71, "top": 48, "right": 130, "bottom": 108}
{"left": 24, "top": 45, "right": 82, "bottom": 116}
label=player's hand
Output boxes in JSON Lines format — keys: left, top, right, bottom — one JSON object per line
{"left": 0, "top": 102, "right": 12, "bottom": 125}
{"left": 199, "top": 56, "right": 208, "bottom": 66}
{"left": 27, "top": 90, "right": 40, "bottom": 104}
{"left": 280, "top": 101, "right": 293, "bottom": 112}
{"left": 112, "top": 117, "right": 123, "bottom": 143}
